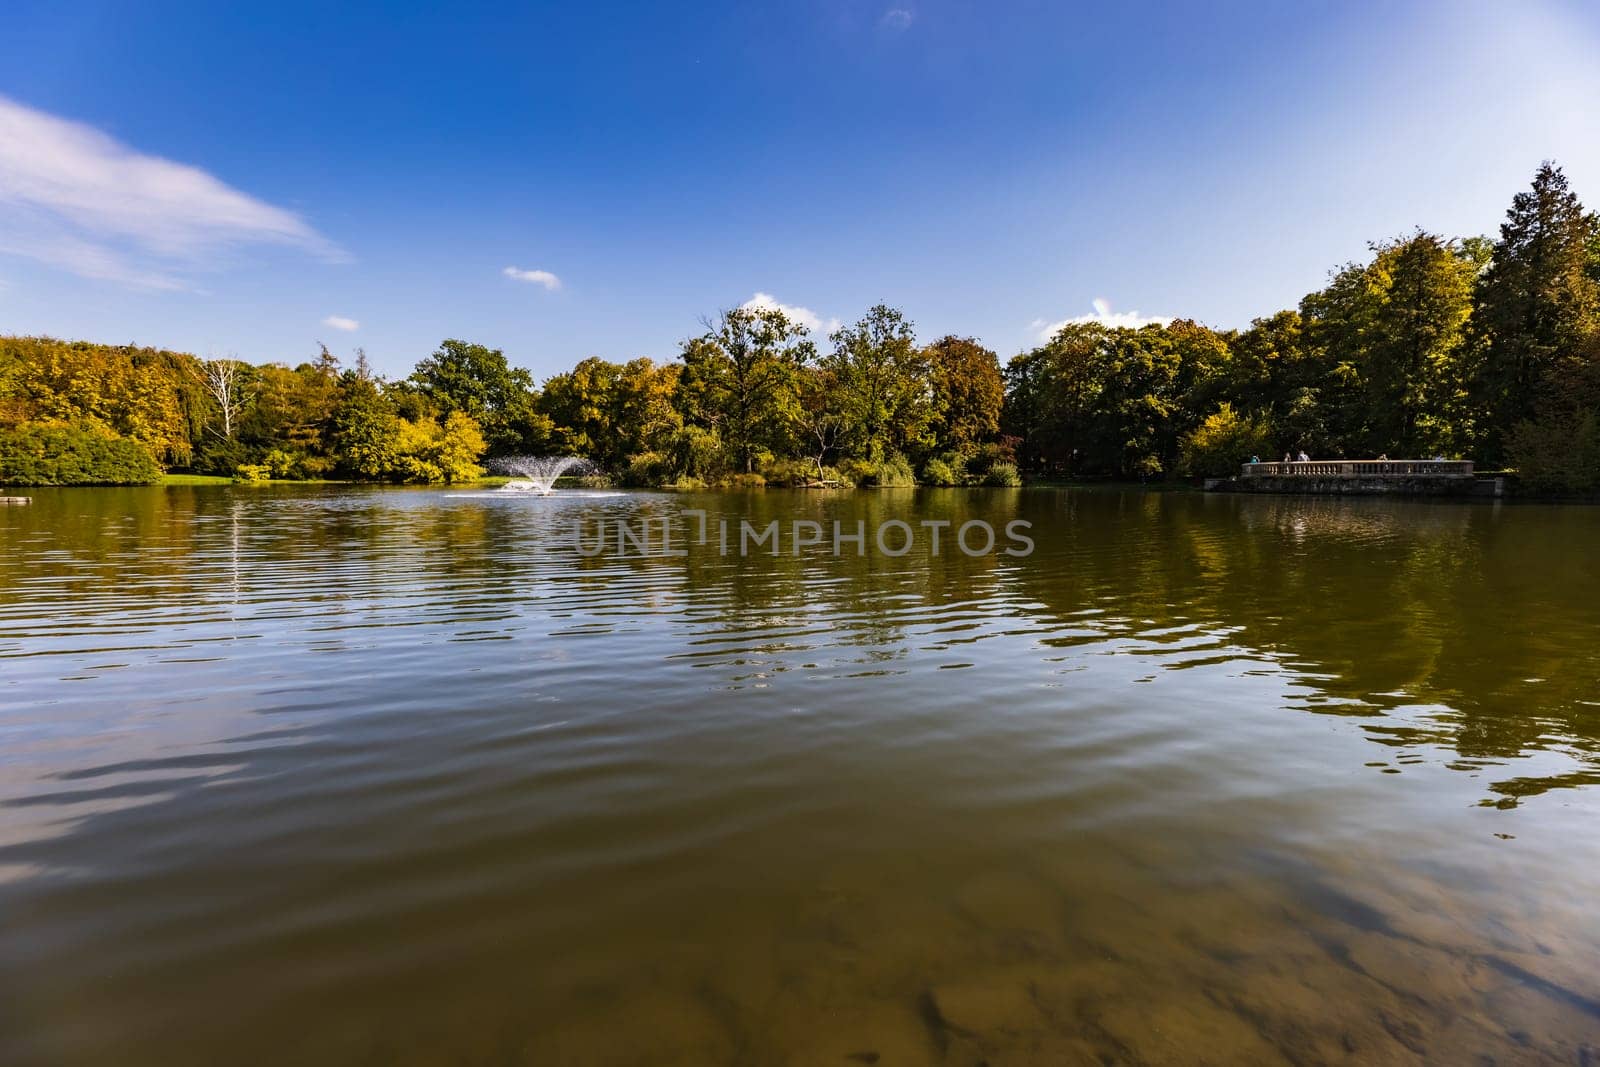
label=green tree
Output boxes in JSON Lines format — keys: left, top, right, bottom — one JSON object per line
{"left": 1300, "top": 232, "right": 1478, "bottom": 456}
{"left": 926, "top": 335, "right": 1004, "bottom": 453}
{"left": 1473, "top": 163, "right": 1600, "bottom": 458}
{"left": 330, "top": 361, "right": 400, "bottom": 478}
{"left": 538, "top": 357, "right": 626, "bottom": 463}
{"left": 1003, "top": 323, "right": 1111, "bottom": 475}
{"left": 615, "top": 357, "right": 683, "bottom": 459}
{"left": 678, "top": 306, "right": 815, "bottom": 473}
{"left": 410, "top": 339, "right": 547, "bottom": 455}
{"left": 824, "top": 304, "right": 932, "bottom": 460}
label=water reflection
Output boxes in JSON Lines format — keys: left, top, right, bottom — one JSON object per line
{"left": 0, "top": 486, "right": 1598, "bottom": 1064}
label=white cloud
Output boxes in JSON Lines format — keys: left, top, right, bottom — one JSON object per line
{"left": 1032, "top": 298, "right": 1171, "bottom": 341}
{"left": 322, "top": 315, "right": 359, "bottom": 331}
{"left": 880, "top": 8, "right": 915, "bottom": 30}
{"left": 503, "top": 265, "right": 561, "bottom": 290}
{"left": 740, "top": 291, "right": 839, "bottom": 336}
{"left": 0, "top": 93, "right": 339, "bottom": 289}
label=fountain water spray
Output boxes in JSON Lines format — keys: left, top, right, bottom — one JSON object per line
{"left": 492, "top": 456, "right": 595, "bottom": 495}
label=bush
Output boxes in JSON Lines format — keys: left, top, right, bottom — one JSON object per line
{"left": 296, "top": 454, "right": 337, "bottom": 479}
{"left": 725, "top": 471, "right": 767, "bottom": 489}
{"left": 388, "top": 411, "right": 487, "bottom": 483}
{"left": 837, "top": 458, "right": 875, "bottom": 487}
{"left": 262, "top": 448, "right": 298, "bottom": 478}
{"left": 670, "top": 425, "right": 727, "bottom": 481}
{"left": 760, "top": 458, "right": 814, "bottom": 487}
{"left": 922, "top": 451, "right": 975, "bottom": 486}
{"left": 982, "top": 462, "right": 1022, "bottom": 487}
{"left": 866, "top": 452, "right": 916, "bottom": 487}
{"left": 1179, "top": 403, "right": 1275, "bottom": 478}
{"left": 968, "top": 441, "right": 1014, "bottom": 478}
{"left": 1508, "top": 412, "right": 1600, "bottom": 493}
{"left": 921, "top": 457, "right": 961, "bottom": 486}
{"left": 623, "top": 451, "right": 672, "bottom": 487}
{"left": 234, "top": 463, "right": 272, "bottom": 482}
{"left": 194, "top": 436, "right": 250, "bottom": 476}
{"left": 0, "top": 421, "right": 161, "bottom": 485}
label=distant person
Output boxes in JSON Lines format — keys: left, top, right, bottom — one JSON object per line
{"left": 1377, "top": 453, "right": 1388, "bottom": 461}
{"left": 1283, "top": 452, "right": 1292, "bottom": 464}
{"left": 1249, "top": 455, "right": 1260, "bottom": 464}
{"left": 1297, "top": 450, "right": 1310, "bottom": 463}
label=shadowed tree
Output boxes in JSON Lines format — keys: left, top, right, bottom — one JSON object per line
{"left": 1472, "top": 163, "right": 1600, "bottom": 459}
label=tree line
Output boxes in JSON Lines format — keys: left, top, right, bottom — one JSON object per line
{"left": 3, "top": 163, "right": 1598, "bottom": 491}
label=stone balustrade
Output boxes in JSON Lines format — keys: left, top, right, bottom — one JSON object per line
{"left": 1241, "top": 460, "right": 1474, "bottom": 478}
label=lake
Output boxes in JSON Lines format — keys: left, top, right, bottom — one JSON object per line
{"left": 2, "top": 486, "right": 1598, "bottom": 1065}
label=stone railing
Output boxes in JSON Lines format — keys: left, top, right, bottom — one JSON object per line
{"left": 1241, "top": 460, "right": 1475, "bottom": 478}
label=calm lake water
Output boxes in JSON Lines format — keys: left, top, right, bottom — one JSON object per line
{"left": 2, "top": 486, "right": 1598, "bottom": 1065}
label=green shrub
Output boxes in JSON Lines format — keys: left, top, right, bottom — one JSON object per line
{"left": 857, "top": 452, "right": 915, "bottom": 487}
{"left": 1179, "top": 403, "right": 1275, "bottom": 477}
{"left": 0, "top": 421, "right": 161, "bottom": 485}
{"left": 296, "top": 454, "right": 336, "bottom": 479}
{"left": 837, "top": 458, "right": 875, "bottom": 487}
{"left": 623, "top": 451, "right": 672, "bottom": 487}
{"left": 923, "top": 451, "right": 976, "bottom": 486}
{"left": 760, "top": 458, "right": 814, "bottom": 486}
{"left": 234, "top": 463, "right": 272, "bottom": 482}
{"left": 982, "top": 462, "right": 1022, "bottom": 487}
{"left": 194, "top": 436, "right": 250, "bottom": 476}
{"left": 670, "top": 425, "right": 726, "bottom": 480}
{"left": 1508, "top": 412, "right": 1600, "bottom": 493}
{"left": 725, "top": 471, "right": 767, "bottom": 489}
{"left": 262, "top": 449, "right": 298, "bottom": 478}
{"left": 921, "top": 457, "right": 960, "bottom": 486}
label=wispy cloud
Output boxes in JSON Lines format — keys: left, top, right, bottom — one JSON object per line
{"left": 322, "top": 315, "right": 359, "bottom": 331}
{"left": 1032, "top": 298, "right": 1171, "bottom": 341}
{"left": 503, "top": 265, "right": 561, "bottom": 290}
{"left": 741, "top": 291, "right": 839, "bottom": 336}
{"left": 880, "top": 7, "right": 915, "bottom": 30}
{"left": 0, "top": 94, "right": 339, "bottom": 290}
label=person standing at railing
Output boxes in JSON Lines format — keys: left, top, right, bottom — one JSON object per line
{"left": 1297, "top": 450, "right": 1310, "bottom": 463}
{"left": 1283, "top": 452, "right": 1292, "bottom": 464}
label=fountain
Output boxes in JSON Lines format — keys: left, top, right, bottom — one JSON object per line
{"left": 492, "top": 455, "right": 594, "bottom": 495}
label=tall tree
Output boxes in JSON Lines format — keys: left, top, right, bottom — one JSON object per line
{"left": 824, "top": 304, "right": 932, "bottom": 460}
{"left": 614, "top": 357, "right": 683, "bottom": 460}
{"left": 203, "top": 358, "right": 251, "bottom": 440}
{"left": 538, "top": 357, "right": 626, "bottom": 464}
{"left": 330, "top": 365, "right": 400, "bottom": 478}
{"left": 794, "top": 365, "right": 846, "bottom": 480}
{"left": 677, "top": 306, "right": 815, "bottom": 473}
{"left": 925, "top": 335, "right": 1003, "bottom": 453}
{"left": 1473, "top": 163, "right": 1600, "bottom": 456}
{"left": 410, "top": 339, "right": 545, "bottom": 455}
{"left": 1300, "top": 232, "right": 1477, "bottom": 456}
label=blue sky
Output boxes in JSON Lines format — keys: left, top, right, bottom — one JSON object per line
{"left": 3, "top": 0, "right": 1599, "bottom": 379}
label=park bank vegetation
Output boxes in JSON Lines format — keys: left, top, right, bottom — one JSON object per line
{"left": 3, "top": 164, "right": 1599, "bottom": 492}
